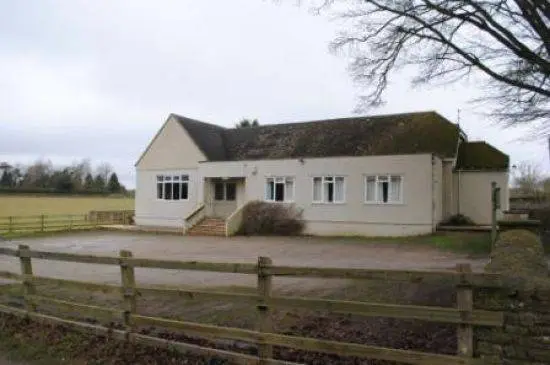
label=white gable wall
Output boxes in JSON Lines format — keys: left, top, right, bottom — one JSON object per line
{"left": 135, "top": 116, "right": 206, "bottom": 228}
{"left": 200, "top": 154, "right": 439, "bottom": 236}
{"left": 457, "top": 171, "right": 509, "bottom": 225}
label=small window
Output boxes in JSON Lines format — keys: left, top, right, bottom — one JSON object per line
{"left": 156, "top": 176, "right": 164, "bottom": 199}
{"left": 313, "top": 177, "right": 322, "bottom": 202}
{"left": 313, "top": 176, "right": 345, "bottom": 203}
{"left": 173, "top": 182, "right": 181, "bottom": 200}
{"left": 164, "top": 181, "right": 172, "bottom": 200}
{"left": 366, "top": 176, "right": 375, "bottom": 202}
{"left": 181, "top": 181, "right": 188, "bottom": 200}
{"left": 225, "top": 183, "right": 236, "bottom": 201}
{"left": 214, "top": 182, "right": 225, "bottom": 200}
{"left": 365, "top": 175, "right": 403, "bottom": 204}
{"left": 265, "top": 177, "right": 294, "bottom": 202}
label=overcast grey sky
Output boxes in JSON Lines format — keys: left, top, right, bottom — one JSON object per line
{"left": 0, "top": 0, "right": 547, "bottom": 188}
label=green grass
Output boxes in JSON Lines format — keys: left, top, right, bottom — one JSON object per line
{"left": 423, "top": 232, "right": 491, "bottom": 255}
{"left": 310, "top": 231, "right": 492, "bottom": 255}
{"left": 0, "top": 228, "right": 99, "bottom": 240}
{"left": 0, "top": 195, "right": 134, "bottom": 217}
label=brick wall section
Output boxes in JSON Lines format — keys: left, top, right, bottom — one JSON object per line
{"left": 475, "top": 281, "right": 550, "bottom": 364}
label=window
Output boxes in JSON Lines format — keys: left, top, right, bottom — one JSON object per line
{"left": 156, "top": 176, "right": 164, "bottom": 199}
{"left": 265, "top": 177, "right": 294, "bottom": 202}
{"left": 226, "top": 183, "right": 236, "bottom": 201}
{"left": 312, "top": 176, "right": 345, "bottom": 203}
{"left": 365, "top": 175, "right": 402, "bottom": 204}
{"left": 156, "top": 174, "right": 189, "bottom": 200}
{"left": 214, "top": 182, "right": 236, "bottom": 201}
{"left": 214, "top": 182, "right": 225, "bottom": 201}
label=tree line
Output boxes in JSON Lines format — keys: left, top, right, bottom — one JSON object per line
{"left": 513, "top": 162, "right": 550, "bottom": 201}
{"left": 0, "top": 159, "right": 126, "bottom": 195}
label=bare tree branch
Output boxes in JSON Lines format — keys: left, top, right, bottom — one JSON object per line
{"left": 296, "top": 0, "right": 550, "bottom": 130}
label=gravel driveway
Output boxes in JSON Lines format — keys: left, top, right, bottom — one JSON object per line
{"left": 0, "top": 231, "right": 488, "bottom": 293}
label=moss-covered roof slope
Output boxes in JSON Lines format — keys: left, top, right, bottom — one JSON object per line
{"left": 456, "top": 141, "right": 509, "bottom": 171}
{"left": 172, "top": 111, "right": 508, "bottom": 170}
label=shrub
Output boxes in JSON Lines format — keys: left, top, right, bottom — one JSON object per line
{"left": 513, "top": 207, "right": 550, "bottom": 252}
{"left": 528, "top": 207, "right": 550, "bottom": 230}
{"left": 440, "top": 214, "right": 475, "bottom": 226}
{"left": 238, "top": 201, "right": 304, "bottom": 236}
{"left": 485, "top": 229, "right": 548, "bottom": 278}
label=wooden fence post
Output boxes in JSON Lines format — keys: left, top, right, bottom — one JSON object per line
{"left": 40, "top": 215, "right": 45, "bottom": 232}
{"left": 456, "top": 263, "right": 473, "bottom": 358}
{"left": 257, "top": 256, "right": 273, "bottom": 362}
{"left": 8, "top": 216, "right": 13, "bottom": 233}
{"left": 119, "top": 250, "right": 136, "bottom": 338}
{"left": 18, "top": 244, "right": 36, "bottom": 312}
{"left": 69, "top": 215, "right": 73, "bottom": 231}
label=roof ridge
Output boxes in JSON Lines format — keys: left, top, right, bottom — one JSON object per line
{"left": 225, "top": 110, "right": 442, "bottom": 131}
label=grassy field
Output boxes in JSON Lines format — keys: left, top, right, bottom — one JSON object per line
{"left": 0, "top": 195, "right": 134, "bottom": 216}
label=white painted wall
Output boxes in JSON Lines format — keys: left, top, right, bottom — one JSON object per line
{"left": 199, "top": 154, "right": 437, "bottom": 236}
{"left": 441, "top": 160, "right": 455, "bottom": 219}
{"left": 457, "top": 171, "right": 509, "bottom": 225}
{"left": 432, "top": 157, "right": 443, "bottom": 228}
{"left": 135, "top": 116, "right": 206, "bottom": 228}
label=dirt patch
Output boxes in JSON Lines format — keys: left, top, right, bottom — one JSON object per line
{"left": 0, "top": 278, "right": 460, "bottom": 365}
{"left": 0, "top": 314, "right": 211, "bottom": 365}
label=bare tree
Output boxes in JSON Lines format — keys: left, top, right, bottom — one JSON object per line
{"left": 22, "top": 160, "right": 53, "bottom": 188}
{"left": 513, "top": 161, "right": 544, "bottom": 195}
{"left": 69, "top": 158, "right": 92, "bottom": 190}
{"left": 300, "top": 0, "right": 549, "bottom": 129}
{"left": 95, "top": 162, "right": 113, "bottom": 184}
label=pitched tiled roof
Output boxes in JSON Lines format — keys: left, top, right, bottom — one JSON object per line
{"left": 173, "top": 111, "right": 462, "bottom": 161}
{"left": 455, "top": 141, "right": 509, "bottom": 171}
{"left": 172, "top": 115, "right": 227, "bottom": 161}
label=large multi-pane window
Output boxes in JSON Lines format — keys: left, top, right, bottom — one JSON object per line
{"left": 156, "top": 174, "right": 189, "bottom": 200}
{"left": 365, "top": 175, "right": 402, "bottom": 204}
{"left": 265, "top": 177, "right": 294, "bottom": 202}
{"left": 312, "top": 176, "right": 345, "bottom": 203}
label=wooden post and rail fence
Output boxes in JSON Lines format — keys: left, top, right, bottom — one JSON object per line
{"left": 0, "top": 210, "right": 134, "bottom": 234}
{"left": 0, "top": 245, "right": 520, "bottom": 365}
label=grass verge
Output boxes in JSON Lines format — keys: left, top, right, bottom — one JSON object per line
{"left": 311, "top": 231, "right": 492, "bottom": 256}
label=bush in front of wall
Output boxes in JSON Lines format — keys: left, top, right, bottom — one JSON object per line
{"left": 440, "top": 214, "right": 476, "bottom": 226}
{"left": 238, "top": 201, "right": 304, "bottom": 236}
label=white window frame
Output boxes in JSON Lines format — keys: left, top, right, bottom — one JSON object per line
{"left": 364, "top": 174, "right": 403, "bottom": 205}
{"left": 312, "top": 175, "right": 346, "bottom": 204}
{"left": 264, "top": 176, "right": 295, "bottom": 203}
{"left": 156, "top": 174, "right": 190, "bottom": 201}
{"left": 214, "top": 181, "right": 237, "bottom": 201}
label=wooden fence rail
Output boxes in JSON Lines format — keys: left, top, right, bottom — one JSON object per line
{"left": 0, "top": 245, "right": 508, "bottom": 365}
{"left": 0, "top": 211, "right": 133, "bottom": 235}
